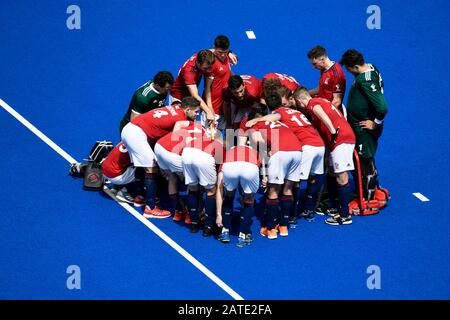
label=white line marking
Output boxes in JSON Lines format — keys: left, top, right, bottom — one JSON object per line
{"left": 246, "top": 30, "right": 256, "bottom": 39}
{"left": 115, "top": 199, "right": 243, "bottom": 300}
{"left": 0, "top": 97, "right": 244, "bottom": 301}
{"left": 0, "top": 98, "right": 77, "bottom": 164}
{"left": 412, "top": 192, "right": 430, "bottom": 202}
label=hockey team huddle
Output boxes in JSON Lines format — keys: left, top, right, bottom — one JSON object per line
{"left": 101, "top": 35, "right": 389, "bottom": 247}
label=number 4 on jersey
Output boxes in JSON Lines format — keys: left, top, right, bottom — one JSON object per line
{"left": 153, "top": 110, "right": 169, "bottom": 118}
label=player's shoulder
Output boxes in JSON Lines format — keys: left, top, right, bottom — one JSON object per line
{"left": 357, "top": 64, "right": 379, "bottom": 83}
{"left": 331, "top": 62, "right": 346, "bottom": 78}
{"left": 274, "top": 107, "right": 291, "bottom": 115}
{"left": 243, "top": 74, "right": 260, "bottom": 85}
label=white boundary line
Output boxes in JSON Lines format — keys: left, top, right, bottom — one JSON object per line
{"left": 0, "top": 98, "right": 77, "bottom": 164}
{"left": 412, "top": 192, "right": 430, "bottom": 202}
{"left": 0, "top": 97, "right": 244, "bottom": 301}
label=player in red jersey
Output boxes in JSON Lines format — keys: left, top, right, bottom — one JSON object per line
{"left": 243, "top": 104, "right": 302, "bottom": 239}
{"left": 169, "top": 50, "right": 216, "bottom": 121}
{"left": 121, "top": 97, "right": 200, "bottom": 219}
{"left": 307, "top": 45, "right": 346, "bottom": 114}
{"left": 101, "top": 142, "right": 136, "bottom": 204}
{"left": 222, "top": 75, "right": 262, "bottom": 129}
{"left": 180, "top": 122, "right": 224, "bottom": 236}
{"left": 262, "top": 72, "right": 300, "bottom": 94}
{"left": 154, "top": 121, "right": 206, "bottom": 224}
{"left": 245, "top": 92, "right": 326, "bottom": 224}
{"left": 202, "top": 35, "right": 233, "bottom": 129}
{"left": 294, "top": 87, "right": 355, "bottom": 226}
{"left": 216, "top": 145, "right": 261, "bottom": 247}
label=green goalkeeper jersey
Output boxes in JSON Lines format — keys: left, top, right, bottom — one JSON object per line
{"left": 346, "top": 64, "right": 388, "bottom": 130}
{"left": 119, "top": 80, "right": 167, "bottom": 132}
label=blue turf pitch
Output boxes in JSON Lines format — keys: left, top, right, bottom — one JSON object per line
{"left": 1, "top": 0, "right": 449, "bottom": 299}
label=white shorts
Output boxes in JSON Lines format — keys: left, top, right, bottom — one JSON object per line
{"left": 121, "top": 123, "right": 157, "bottom": 168}
{"left": 154, "top": 143, "right": 183, "bottom": 173}
{"left": 222, "top": 162, "right": 260, "bottom": 194}
{"left": 299, "top": 145, "right": 325, "bottom": 180}
{"left": 103, "top": 166, "right": 136, "bottom": 186}
{"left": 330, "top": 143, "right": 355, "bottom": 173}
{"left": 182, "top": 147, "right": 217, "bottom": 189}
{"left": 268, "top": 151, "right": 302, "bottom": 184}
{"left": 231, "top": 103, "right": 251, "bottom": 125}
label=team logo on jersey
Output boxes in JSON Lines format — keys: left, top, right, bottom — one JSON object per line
{"left": 219, "top": 66, "right": 223, "bottom": 71}
{"left": 335, "top": 162, "right": 339, "bottom": 169}
{"left": 370, "top": 84, "right": 377, "bottom": 92}
{"left": 324, "top": 78, "right": 329, "bottom": 85}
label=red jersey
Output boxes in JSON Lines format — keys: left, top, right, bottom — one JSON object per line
{"left": 170, "top": 53, "right": 212, "bottom": 100}
{"left": 305, "top": 98, "right": 355, "bottom": 150}
{"left": 101, "top": 142, "right": 132, "bottom": 178}
{"left": 185, "top": 124, "right": 223, "bottom": 162}
{"left": 262, "top": 72, "right": 299, "bottom": 93}
{"left": 206, "top": 55, "right": 231, "bottom": 115}
{"left": 222, "top": 75, "right": 262, "bottom": 109}
{"left": 273, "top": 107, "right": 324, "bottom": 147}
{"left": 131, "top": 105, "right": 186, "bottom": 143}
{"left": 157, "top": 122, "right": 204, "bottom": 155}
{"left": 318, "top": 62, "right": 346, "bottom": 104}
{"left": 223, "top": 145, "right": 260, "bottom": 166}
{"left": 241, "top": 118, "right": 302, "bottom": 154}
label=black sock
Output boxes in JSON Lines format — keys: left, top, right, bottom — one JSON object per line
{"left": 326, "top": 175, "right": 339, "bottom": 209}
{"left": 186, "top": 191, "right": 199, "bottom": 223}
{"left": 204, "top": 194, "right": 216, "bottom": 228}
{"left": 280, "top": 195, "right": 294, "bottom": 226}
{"left": 337, "top": 182, "right": 352, "bottom": 218}
{"left": 144, "top": 173, "right": 157, "bottom": 209}
{"left": 304, "top": 174, "right": 325, "bottom": 211}
{"left": 240, "top": 203, "right": 254, "bottom": 234}
{"left": 291, "top": 186, "right": 300, "bottom": 218}
{"left": 222, "top": 196, "right": 234, "bottom": 230}
{"left": 266, "top": 198, "right": 279, "bottom": 230}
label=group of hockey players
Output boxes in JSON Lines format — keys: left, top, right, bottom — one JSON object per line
{"left": 100, "top": 35, "right": 389, "bottom": 247}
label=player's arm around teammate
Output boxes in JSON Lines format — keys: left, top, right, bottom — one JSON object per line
{"left": 294, "top": 87, "right": 355, "bottom": 226}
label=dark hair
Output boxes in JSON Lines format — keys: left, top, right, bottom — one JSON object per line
{"left": 262, "top": 78, "right": 281, "bottom": 98}
{"left": 197, "top": 49, "right": 216, "bottom": 66}
{"left": 228, "top": 75, "right": 244, "bottom": 90}
{"left": 340, "top": 49, "right": 365, "bottom": 67}
{"left": 181, "top": 96, "right": 200, "bottom": 109}
{"left": 247, "top": 103, "right": 267, "bottom": 120}
{"left": 153, "top": 71, "right": 174, "bottom": 87}
{"left": 266, "top": 92, "right": 283, "bottom": 111}
{"left": 307, "top": 45, "right": 327, "bottom": 59}
{"left": 214, "top": 35, "right": 230, "bottom": 50}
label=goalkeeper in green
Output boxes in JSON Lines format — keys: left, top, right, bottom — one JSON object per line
{"left": 340, "top": 49, "right": 388, "bottom": 201}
